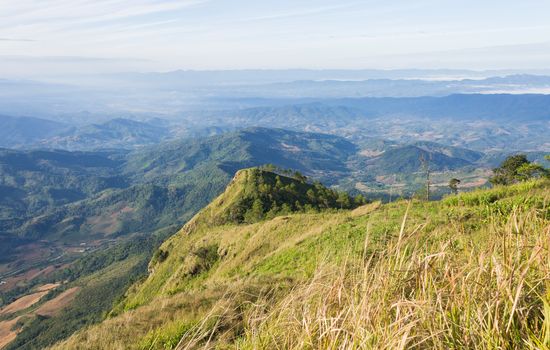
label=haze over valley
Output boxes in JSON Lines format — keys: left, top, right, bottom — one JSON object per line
{"left": 0, "top": 1, "right": 549, "bottom": 349}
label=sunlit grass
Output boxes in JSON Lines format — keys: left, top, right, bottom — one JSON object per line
{"left": 52, "top": 180, "right": 550, "bottom": 349}
{"left": 234, "top": 203, "right": 549, "bottom": 349}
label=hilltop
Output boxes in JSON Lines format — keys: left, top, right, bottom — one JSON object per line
{"left": 3, "top": 168, "right": 364, "bottom": 349}
{"left": 0, "top": 129, "right": 363, "bottom": 350}
{"left": 39, "top": 175, "right": 550, "bottom": 349}
{"left": 0, "top": 128, "right": 547, "bottom": 349}
{"left": 180, "top": 168, "right": 364, "bottom": 229}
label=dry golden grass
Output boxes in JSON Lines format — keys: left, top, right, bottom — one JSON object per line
{"left": 36, "top": 283, "right": 61, "bottom": 292}
{"left": 350, "top": 201, "right": 381, "bottom": 217}
{"left": 49, "top": 180, "right": 550, "bottom": 350}
{"left": 235, "top": 205, "right": 550, "bottom": 349}
{"left": 49, "top": 282, "right": 252, "bottom": 350}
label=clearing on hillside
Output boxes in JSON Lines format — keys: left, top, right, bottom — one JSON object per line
{"left": 0, "top": 317, "right": 21, "bottom": 349}
{"left": 35, "top": 287, "right": 80, "bottom": 317}
{"left": 0, "top": 291, "right": 48, "bottom": 315}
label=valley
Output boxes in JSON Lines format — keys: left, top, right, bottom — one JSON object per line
{"left": 2, "top": 1, "right": 550, "bottom": 348}
{"left": 1, "top": 143, "right": 548, "bottom": 348}
{"left": 1, "top": 125, "right": 547, "bottom": 294}
{"left": 0, "top": 73, "right": 549, "bottom": 350}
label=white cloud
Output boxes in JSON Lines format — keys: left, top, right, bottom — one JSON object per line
{"left": 0, "top": 0, "right": 549, "bottom": 74}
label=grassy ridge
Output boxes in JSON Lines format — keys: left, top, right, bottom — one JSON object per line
{"left": 51, "top": 179, "right": 549, "bottom": 349}
{"left": 237, "top": 189, "right": 549, "bottom": 349}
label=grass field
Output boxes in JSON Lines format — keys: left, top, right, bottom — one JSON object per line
{"left": 50, "top": 176, "right": 549, "bottom": 349}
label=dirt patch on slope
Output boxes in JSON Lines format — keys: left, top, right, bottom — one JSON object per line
{"left": 0, "top": 316, "right": 21, "bottom": 349}
{"left": 0, "top": 292, "right": 48, "bottom": 315}
{"left": 35, "top": 287, "right": 80, "bottom": 317}
{"left": 36, "top": 283, "right": 60, "bottom": 292}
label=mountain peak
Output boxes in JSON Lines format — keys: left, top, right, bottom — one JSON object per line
{"left": 181, "top": 167, "right": 365, "bottom": 233}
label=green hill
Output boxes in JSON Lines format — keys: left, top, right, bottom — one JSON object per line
{"left": 124, "top": 127, "right": 357, "bottom": 184}
{"left": 0, "top": 129, "right": 363, "bottom": 350}
{"left": 412, "top": 140, "right": 484, "bottom": 163}
{"left": 2, "top": 128, "right": 544, "bottom": 349}
{"left": 0, "top": 148, "right": 126, "bottom": 222}
{"left": 367, "top": 144, "right": 473, "bottom": 174}
{"left": 0, "top": 115, "right": 68, "bottom": 148}
{"left": 1, "top": 128, "right": 356, "bottom": 241}
{"left": 37, "top": 118, "right": 170, "bottom": 151}
{"left": 4, "top": 169, "right": 364, "bottom": 349}
{"left": 40, "top": 176, "right": 549, "bottom": 350}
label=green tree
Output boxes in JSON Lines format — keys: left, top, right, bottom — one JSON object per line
{"left": 306, "top": 189, "right": 316, "bottom": 203}
{"left": 489, "top": 154, "right": 531, "bottom": 185}
{"left": 244, "top": 198, "right": 265, "bottom": 223}
{"left": 262, "top": 164, "right": 277, "bottom": 172}
{"left": 354, "top": 194, "right": 367, "bottom": 206}
{"left": 516, "top": 163, "right": 548, "bottom": 181}
{"left": 265, "top": 202, "right": 280, "bottom": 219}
{"left": 448, "top": 178, "right": 461, "bottom": 195}
{"left": 285, "top": 182, "right": 298, "bottom": 196}
{"left": 275, "top": 176, "right": 283, "bottom": 189}
{"left": 280, "top": 203, "right": 292, "bottom": 214}
{"left": 336, "top": 192, "right": 351, "bottom": 209}
{"left": 293, "top": 171, "right": 307, "bottom": 183}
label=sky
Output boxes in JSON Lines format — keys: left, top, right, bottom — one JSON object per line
{"left": 1, "top": 0, "right": 550, "bottom": 76}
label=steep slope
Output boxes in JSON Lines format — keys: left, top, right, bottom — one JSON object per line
{"left": 0, "top": 129, "right": 361, "bottom": 349}
{"left": 120, "top": 168, "right": 363, "bottom": 309}
{"left": 5, "top": 168, "right": 363, "bottom": 349}
{"left": 48, "top": 178, "right": 549, "bottom": 349}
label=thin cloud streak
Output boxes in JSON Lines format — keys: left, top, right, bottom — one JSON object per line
{"left": 0, "top": 0, "right": 549, "bottom": 73}
{"left": 0, "top": 37, "right": 36, "bottom": 42}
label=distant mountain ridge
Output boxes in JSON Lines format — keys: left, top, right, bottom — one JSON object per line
{"left": 201, "top": 94, "right": 550, "bottom": 126}
{"left": 38, "top": 118, "right": 170, "bottom": 150}
{"left": 0, "top": 116, "right": 170, "bottom": 151}
{"left": 0, "top": 126, "right": 506, "bottom": 247}
{"left": 2, "top": 93, "right": 550, "bottom": 153}
{"left": 368, "top": 145, "right": 473, "bottom": 174}
{"left": 0, "top": 115, "right": 68, "bottom": 148}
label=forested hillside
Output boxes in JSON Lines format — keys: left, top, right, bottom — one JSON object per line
{"left": 0, "top": 129, "right": 364, "bottom": 348}
{"left": 1, "top": 127, "right": 547, "bottom": 349}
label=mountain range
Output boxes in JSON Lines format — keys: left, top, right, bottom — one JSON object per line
{"left": 2, "top": 93, "right": 550, "bottom": 155}
{"left": 7, "top": 168, "right": 545, "bottom": 350}
{"left": 0, "top": 124, "right": 548, "bottom": 349}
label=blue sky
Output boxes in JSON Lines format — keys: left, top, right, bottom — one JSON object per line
{"left": 1, "top": 0, "right": 550, "bottom": 74}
